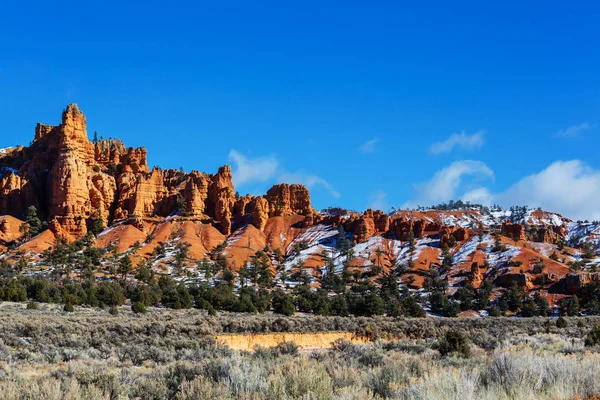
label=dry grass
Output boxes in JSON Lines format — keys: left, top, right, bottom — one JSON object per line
{"left": 0, "top": 304, "right": 600, "bottom": 399}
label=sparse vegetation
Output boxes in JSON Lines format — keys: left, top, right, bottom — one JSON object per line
{"left": 0, "top": 307, "right": 596, "bottom": 399}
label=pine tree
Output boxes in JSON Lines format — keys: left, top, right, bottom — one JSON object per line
{"left": 118, "top": 255, "right": 133, "bottom": 280}
{"left": 23, "top": 205, "right": 44, "bottom": 237}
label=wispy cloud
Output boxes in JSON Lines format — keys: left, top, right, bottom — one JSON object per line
{"left": 278, "top": 172, "right": 340, "bottom": 199}
{"left": 403, "top": 160, "right": 494, "bottom": 208}
{"left": 406, "top": 158, "right": 600, "bottom": 220}
{"left": 556, "top": 122, "right": 592, "bottom": 138}
{"left": 495, "top": 160, "right": 600, "bottom": 221}
{"left": 368, "top": 190, "right": 388, "bottom": 211}
{"left": 229, "top": 149, "right": 340, "bottom": 199}
{"left": 359, "top": 137, "right": 380, "bottom": 153}
{"left": 430, "top": 130, "right": 485, "bottom": 155}
{"left": 228, "top": 150, "right": 278, "bottom": 186}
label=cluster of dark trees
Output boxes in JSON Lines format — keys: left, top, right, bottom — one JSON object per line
{"left": 3, "top": 206, "right": 599, "bottom": 319}
{"left": 413, "top": 199, "right": 489, "bottom": 212}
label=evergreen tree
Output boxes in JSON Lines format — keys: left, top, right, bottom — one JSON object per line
{"left": 21, "top": 205, "right": 44, "bottom": 238}
{"left": 118, "top": 255, "right": 133, "bottom": 280}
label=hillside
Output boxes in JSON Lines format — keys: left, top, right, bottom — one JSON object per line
{"left": 1, "top": 104, "right": 600, "bottom": 315}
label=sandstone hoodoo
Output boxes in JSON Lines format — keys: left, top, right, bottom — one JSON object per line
{"left": 1, "top": 104, "right": 599, "bottom": 310}
{"left": 0, "top": 105, "right": 315, "bottom": 240}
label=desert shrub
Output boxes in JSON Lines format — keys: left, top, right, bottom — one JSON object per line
{"left": 488, "top": 305, "right": 501, "bottom": 317}
{"left": 371, "top": 357, "right": 424, "bottom": 398}
{"left": 585, "top": 324, "right": 600, "bottom": 347}
{"left": 132, "top": 301, "right": 147, "bottom": 314}
{"left": 267, "top": 358, "right": 333, "bottom": 399}
{"left": 176, "top": 376, "right": 233, "bottom": 400}
{"left": 437, "top": 329, "right": 471, "bottom": 358}
{"left": 556, "top": 316, "right": 567, "bottom": 328}
{"left": 109, "top": 306, "right": 119, "bottom": 315}
{"left": 26, "top": 301, "right": 38, "bottom": 310}
{"left": 63, "top": 302, "right": 75, "bottom": 313}
{"left": 275, "top": 341, "right": 299, "bottom": 356}
{"left": 131, "top": 375, "right": 169, "bottom": 400}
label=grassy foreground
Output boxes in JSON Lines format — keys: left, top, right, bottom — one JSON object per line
{"left": 0, "top": 303, "right": 600, "bottom": 399}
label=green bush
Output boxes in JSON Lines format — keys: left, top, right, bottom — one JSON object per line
{"left": 585, "top": 324, "right": 600, "bottom": 347}
{"left": 556, "top": 316, "right": 567, "bottom": 328}
{"left": 437, "top": 329, "right": 471, "bottom": 358}
{"left": 63, "top": 302, "right": 74, "bottom": 313}
{"left": 26, "top": 301, "right": 38, "bottom": 310}
{"left": 109, "top": 306, "right": 119, "bottom": 315}
{"left": 132, "top": 301, "right": 147, "bottom": 314}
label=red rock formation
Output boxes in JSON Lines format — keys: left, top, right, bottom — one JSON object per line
{"left": 0, "top": 219, "right": 9, "bottom": 236}
{"left": 265, "top": 184, "right": 313, "bottom": 217}
{"left": 373, "top": 210, "right": 390, "bottom": 233}
{"left": 234, "top": 194, "right": 253, "bottom": 217}
{"left": 494, "top": 272, "right": 528, "bottom": 288}
{"left": 251, "top": 197, "right": 269, "bottom": 231}
{"left": 47, "top": 147, "right": 91, "bottom": 237}
{"left": 440, "top": 226, "right": 469, "bottom": 248}
{"left": 183, "top": 171, "right": 210, "bottom": 217}
{"left": 534, "top": 227, "right": 565, "bottom": 244}
{"left": 0, "top": 173, "right": 38, "bottom": 218}
{"left": 563, "top": 273, "right": 600, "bottom": 294}
{"left": 215, "top": 187, "right": 235, "bottom": 235}
{"left": 88, "top": 172, "right": 117, "bottom": 226}
{"left": 501, "top": 220, "right": 526, "bottom": 241}
{"left": 354, "top": 215, "right": 376, "bottom": 243}
{"left": 393, "top": 218, "right": 426, "bottom": 241}
{"left": 468, "top": 261, "right": 486, "bottom": 289}
{"left": 59, "top": 104, "right": 95, "bottom": 165}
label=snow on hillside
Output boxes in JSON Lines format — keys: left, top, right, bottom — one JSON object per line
{"left": 451, "top": 236, "right": 480, "bottom": 266}
{"left": 567, "top": 222, "right": 600, "bottom": 248}
{"left": 481, "top": 235, "right": 522, "bottom": 274}
{"left": 284, "top": 224, "right": 339, "bottom": 255}
{"left": 0, "top": 147, "right": 14, "bottom": 154}
{"left": 281, "top": 224, "right": 340, "bottom": 273}
{"left": 524, "top": 210, "right": 565, "bottom": 226}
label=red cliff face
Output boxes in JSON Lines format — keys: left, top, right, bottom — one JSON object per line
{"left": 440, "top": 225, "right": 469, "bottom": 248}
{"left": 0, "top": 105, "right": 318, "bottom": 239}
{"left": 350, "top": 209, "right": 390, "bottom": 243}
{"left": 501, "top": 220, "right": 526, "bottom": 241}
{"left": 265, "top": 184, "right": 314, "bottom": 217}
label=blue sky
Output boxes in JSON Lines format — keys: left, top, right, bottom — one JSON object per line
{"left": 1, "top": 1, "right": 599, "bottom": 220}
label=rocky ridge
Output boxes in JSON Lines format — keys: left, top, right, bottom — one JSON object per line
{"left": 1, "top": 105, "right": 600, "bottom": 304}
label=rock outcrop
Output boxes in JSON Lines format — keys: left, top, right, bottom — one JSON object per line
{"left": 354, "top": 214, "right": 376, "bottom": 243}
{"left": 534, "top": 226, "right": 565, "bottom": 244}
{"left": 562, "top": 273, "right": 600, "bottom": 294}
{"left": 393, "top": 218, "right": 426, "bottom": 241}
{"left": 265, "top": 184, "right": 313, "bottom": 217}
{"left": 501, "top": 220, "right": 526, "bottom": 241}
{"left": 251, "top": 197, "right": 270, "bottom": 231}
{"left": 440, "top": 225, "right": 469, "bottom": 247}
{"left": 0, "top": 105, "right": 320, "bottom": 239}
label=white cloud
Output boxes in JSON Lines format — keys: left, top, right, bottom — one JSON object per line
{"left": 495, "top": 160, "right": 600, "bottom": 221}
{"left": 404, "top": 160, "right": 495, "bottom": 208}
{"left": 368, "top": 191, "right": 388, "bottom": 211}
{"left": 359, "top": 137, "right": 380, "bottom": 153}
{"left": 229, "top": 150, "right": 340, "bottom": 199}
{"left": 461, "top": 187, "right": 494, "bottom": 206}
{"left": 430, "top": 130, "right": 485, "bottom": 154}
{"left": 278, "top": 172, "right": 340, "bottom": 199}
{"left": 415, "top": 159, "right": 600, "bottom": 220}
{"left": 556, "top": 122, "right": 592, "bottom": 138}
{"left": 228, "top": 150, "right": 278, "bottom": 186}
